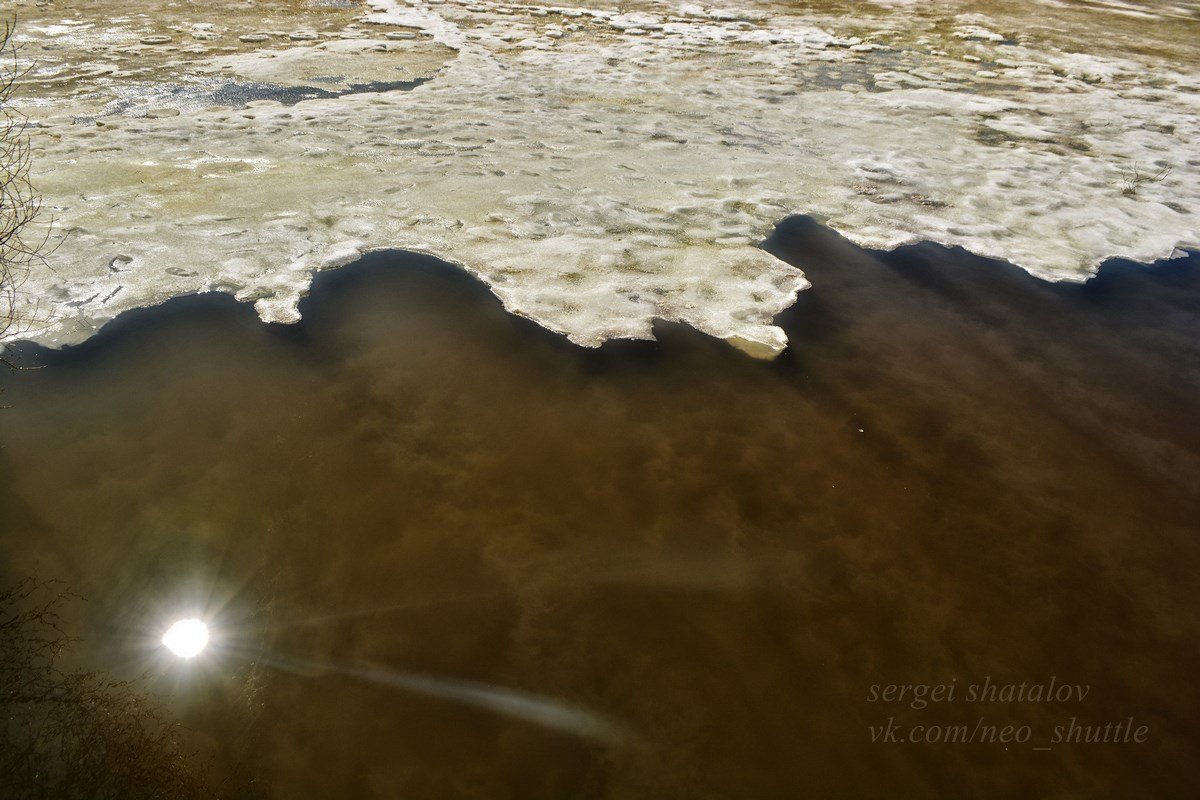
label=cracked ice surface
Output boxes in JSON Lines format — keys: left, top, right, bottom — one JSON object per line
{"left": 7, "top": 0, "right": 1200, "bottom": 356}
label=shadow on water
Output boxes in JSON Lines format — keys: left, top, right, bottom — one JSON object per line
{"left": 74, "top": 77, "right": 434, "bottom": 126}
{"left": 207, "top": 77, "right": 431, "bottom": 108}
{"left": 1, "top": 218, "right": 1199, "bottom": 798}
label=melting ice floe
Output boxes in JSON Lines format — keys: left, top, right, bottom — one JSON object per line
{"left": 6, "top": 0, "right": 1199, "bottom": 357}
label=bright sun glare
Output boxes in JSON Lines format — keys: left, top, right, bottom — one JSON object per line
{"left": 162, "top": 618, "right": 209, "bottom": 658}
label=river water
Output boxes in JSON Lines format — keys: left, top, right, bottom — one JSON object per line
{"left": 1, "top": 219, "right": 1198, "bottom": 797}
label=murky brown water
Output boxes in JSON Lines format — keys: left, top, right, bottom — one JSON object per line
{"left": 2, "top": 219, "right": 1198, "bottom": 798}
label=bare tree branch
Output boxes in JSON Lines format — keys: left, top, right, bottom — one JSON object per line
{"left": 0, "top": 579, "right": 226, "bottom": 799}
{"left": 0, "top": 17, "right": 56, "bottom": 370}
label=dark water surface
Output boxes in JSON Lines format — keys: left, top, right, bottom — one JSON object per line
{"left": 2, "top": 218, "right": 1198, "bottom": 798}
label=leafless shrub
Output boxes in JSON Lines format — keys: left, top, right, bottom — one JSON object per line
{"left": 0, "top": 579, "right": 217, "bottom": 799}
{"left": 1121, "top": 161, "right": 1172, "bottom": 197}
{"left": 0, "top": 19, "right": 53, "bottom": 366}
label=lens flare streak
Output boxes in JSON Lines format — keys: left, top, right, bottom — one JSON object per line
{"left": 257, "top": 651, "right": 630, "bottom": 745}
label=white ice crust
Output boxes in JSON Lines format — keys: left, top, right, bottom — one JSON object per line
{"left": 7, "top": 0, "right": 1199, "bottom": 356}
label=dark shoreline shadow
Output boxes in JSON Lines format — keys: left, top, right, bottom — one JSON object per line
{"left": 7, "top": 216, "right": 1198, "bottom": 503}
{"left": 5, "top": 216, "right": 1199, "bottom": 375}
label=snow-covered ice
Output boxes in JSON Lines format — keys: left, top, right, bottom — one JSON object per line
{"left": 6, "top": 0, "right": 1198, "bottom": 356}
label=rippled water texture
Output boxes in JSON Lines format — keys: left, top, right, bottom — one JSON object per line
{"left": 1, "top": 221, "right": 1198, "bottom": 797}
